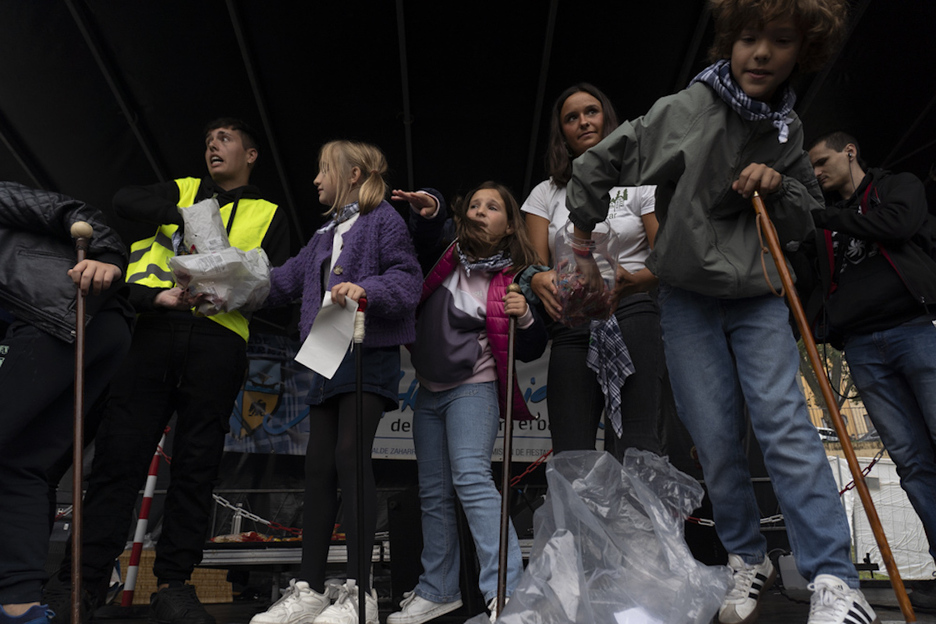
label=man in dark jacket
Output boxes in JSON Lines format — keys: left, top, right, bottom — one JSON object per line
{"left": 0, "top": 182, "right": 132, "bottom": 624}
{"left": 809, "top": 131, "right": 936, "bottom": 612}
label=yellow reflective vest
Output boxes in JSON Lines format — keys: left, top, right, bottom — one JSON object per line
{"left": 125, "top": 177, "right": 278, "bottom": 342}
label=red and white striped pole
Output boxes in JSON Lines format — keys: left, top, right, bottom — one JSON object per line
{"left": 121, "top": 429, "right": 169, "bottom": 606}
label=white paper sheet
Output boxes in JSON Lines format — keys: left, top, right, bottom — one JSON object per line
{"left": 294, "top": 293, "right": 358, "bottom": 379}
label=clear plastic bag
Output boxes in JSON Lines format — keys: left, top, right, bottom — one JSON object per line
{"left": 553, "top": 222, "right": 619, "bottom": 328}
{"left": 489, "top": 450, "right": 731, "bottom": 624}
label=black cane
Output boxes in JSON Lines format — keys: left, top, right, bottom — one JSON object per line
{"left": 495, "top": 283, "right": 522, "bottom": 618}
{"left": 353, "top": 297, "right": 368, "bottom": 624}
{"left": 70, "top": 221, "right": 92, "bottom": 624}
{"left": 751, "top": 191, "right": 915, "bottom": 622}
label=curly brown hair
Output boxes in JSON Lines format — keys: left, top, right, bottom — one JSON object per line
{"left": 708, "top": 0, "right": 848, "bottom": 73}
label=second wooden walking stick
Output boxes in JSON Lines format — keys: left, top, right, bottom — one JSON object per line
{"left": 751, "top": 190, "right": 915, "bottom": 623}
{"left": 354, "top": 296, "right": 368, "bottom": 624}
{"left": 70, "top": 221, "right": 93, "bottom": 624}
{"left": 495, "top": 283, "right": 523, "bottom": 619}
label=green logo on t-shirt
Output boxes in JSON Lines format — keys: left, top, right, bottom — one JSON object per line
{"left": 609, "top": 188, "right": 628, "bottom": 214}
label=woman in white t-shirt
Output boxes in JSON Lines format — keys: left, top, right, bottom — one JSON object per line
{"left": 521, "top": 83, "right": 668, "bottom": 459}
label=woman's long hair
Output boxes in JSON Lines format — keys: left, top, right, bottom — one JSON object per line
{"left": 545, "top": 83, "right": 619, "bottom": 187}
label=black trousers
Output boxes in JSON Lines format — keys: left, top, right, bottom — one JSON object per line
{"left": 68, "top": 314, "right": 247, "bottom": 585}
{"left": 546, "top": 293, "right": 666, "bottom": 458}
{"left": 0, "top": 310, "right": 131, "bottom": 604}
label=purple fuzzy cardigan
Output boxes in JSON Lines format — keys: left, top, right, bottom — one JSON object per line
{"left": 266, "top": 200, "right": 421, "bottom": 347}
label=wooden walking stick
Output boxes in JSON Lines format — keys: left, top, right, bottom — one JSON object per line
{"left": 750, "top": 191, "right": 915, "bottom": 622}
{"left": 495, "top": 283, "right": 523, "bottom": 619}
{"left": 353, "top": 297, "right": 368, "bottom": 624}
{"left": 70, "top": 221, "right": 93, "bottom": 624}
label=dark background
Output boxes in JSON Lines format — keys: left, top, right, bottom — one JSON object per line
{"left": 1, "top": 0, "right": 934, "bottom": 251}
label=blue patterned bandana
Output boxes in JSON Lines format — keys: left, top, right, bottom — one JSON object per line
{"left": 689, "top": 59, "right": 796, "bottom": 143}
{"left": 456, "top": 243, "right": 512, "bottom": 276}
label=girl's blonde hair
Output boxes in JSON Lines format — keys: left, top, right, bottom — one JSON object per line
{"left": 453, "top": 181, "right": 539, "bottom": 275}
{"left": 708, "top": 0, "right": 848, "bottom": 73}
{"left": 318, "top": 140, "right": 389, "bottom": 216}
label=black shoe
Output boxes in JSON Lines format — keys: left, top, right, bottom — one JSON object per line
{"left": 148, "top": 586, "right": 215, "bottom": 624}
{"left": 910, "top": 580, "right": 936, "bottom": 613}
{"left": 42, "top": 575, "right": 102, "bottom": 624}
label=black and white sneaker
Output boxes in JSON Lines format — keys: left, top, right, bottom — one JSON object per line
{"left": 807, "top": 575, "right": 880, "bottom": 624}
{"left": 718, "top": 554, "right": 776, "bottom": 624}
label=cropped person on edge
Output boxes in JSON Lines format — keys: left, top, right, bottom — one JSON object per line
{"left": 808, "top": 131, "right": 936, "bottom": 613}
{"left": 0, "top": 182, "right": 132, "bottom": 624}
{"left": 565, "top": 1, "right": 879, "bottom": 623}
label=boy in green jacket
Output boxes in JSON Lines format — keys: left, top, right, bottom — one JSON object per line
{"left": 567, "top": 1, "right": 878, "bottom": 623}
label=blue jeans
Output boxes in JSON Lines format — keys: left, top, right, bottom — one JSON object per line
{"left": 412, "top": 381, "right": 523, "bottom": 603}
{"left": 657, "top": 285, "right": 857, "bottom": 586}
{"left": 845, "top": 317, "right": 936, "bottom": 561}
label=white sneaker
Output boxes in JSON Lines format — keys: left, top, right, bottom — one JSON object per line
{"left": 313, "top": 580, "right": 378, "bottom": 624}
{"left": 250, "top": 579, "right": 337, "bottom": 624}
{"left": 718, "top": 554, "right": 776, "bottom": 624}
{"left": 386, "top": 591, "right": 462, "bottom": 624}
{"left": 487, "top": 596, "right": 508, "bottom": 624}
{"left": 807, "top": 575, "right": 880, "bottom": 624}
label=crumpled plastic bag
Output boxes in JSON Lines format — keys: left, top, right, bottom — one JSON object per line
{"left": 483, "top": 449, "right": 731, "bottom": 624}
{"left": 180, "top": 197, "right": 230, "bottom": 254}
{"left": 170, "top": 246, "right": 271, "bottom": 315}
{"left": 167, "top": 198, "right": 271, "bottom": 315}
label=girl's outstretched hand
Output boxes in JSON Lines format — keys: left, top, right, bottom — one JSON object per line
{"left": 331, "top": 282, "right": 366, "bottom": 308}
{"left": 503, "top": 291, "right": 528, "bottom": 318}
{"left": 531, "top": 269, "right": 561, "bottom": 321}
{"left": 391, "top": 189, "right": 439, "bottom": 218}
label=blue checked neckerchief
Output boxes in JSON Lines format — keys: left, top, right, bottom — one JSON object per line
{"left": 456, "top": 244, "right": 512, "bottom": 276}
{"left": 586, "top": 315, "right": 634, "bottom": 438}
{"left": 317, "top": 202, "right": 360, "bottom": 234}
{"left": 689, "top": 59, "right": 797, "bottom": 144}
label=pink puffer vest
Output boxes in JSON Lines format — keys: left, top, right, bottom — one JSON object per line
{"left": 420, "top": 242, "right": 534, "bottom": 420}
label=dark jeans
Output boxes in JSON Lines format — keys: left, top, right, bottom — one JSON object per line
{"left": 547, "top": 293, "right": 665, "bottom": 459}
{"left": 0, "top": 310, "right": 131, "bottom": 603}
{"left": 65, "top": 314, "right": 247, "bottom": 586}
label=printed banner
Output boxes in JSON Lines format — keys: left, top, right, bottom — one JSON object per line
{"left": 225, "top": 333, "right": 606, "bottom": 462}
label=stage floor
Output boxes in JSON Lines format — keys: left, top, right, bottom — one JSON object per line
{"left": 91, "top": 585, "right": 934, "bottom": 624}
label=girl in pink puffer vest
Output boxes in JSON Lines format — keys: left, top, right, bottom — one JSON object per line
{"left": 390, "top": 181, "right": 546, "bottom": 623}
